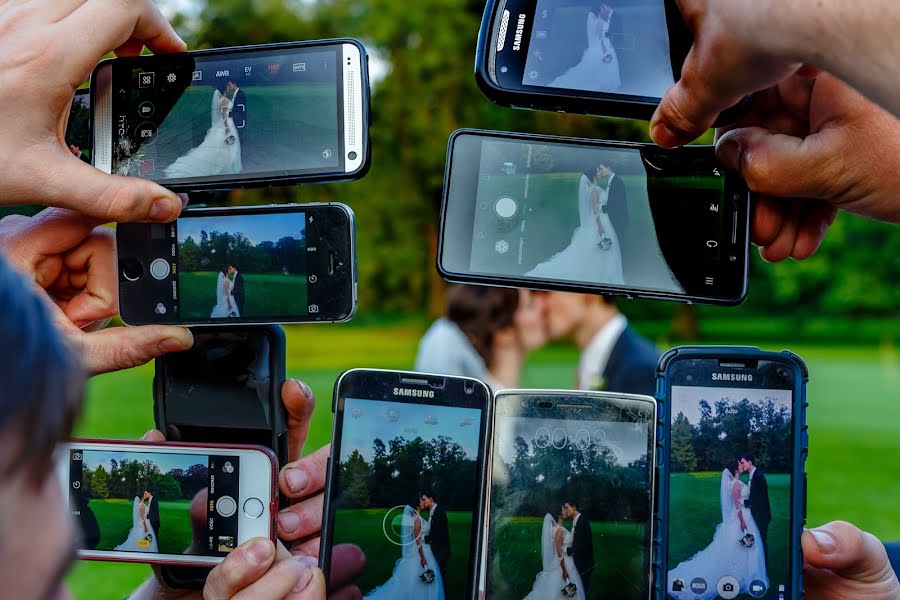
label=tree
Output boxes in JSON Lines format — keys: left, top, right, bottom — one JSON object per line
{"left": 91, "top": 465, "right": 109, "bottom": 499}
{"left": 670, "top": 412, "right": 698, "bottom": 473}
{"left": 341, "top": 450, "right": 372, "bottom": 508}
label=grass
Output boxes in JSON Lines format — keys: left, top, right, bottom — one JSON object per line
{"left": 489, "top": 517, "right": 647, "bottom": 599}
{"left": 332, "top": 508, "right": 474, "bottom": 598}
{"left": 88, "top": 499, "right": 193, "bottom": 556}
{"left": 179, "top": 271, "right": 308, "bottom": 321}
{"left": 65, "top": 322, "right": 900, "bottom": 598}
{"left": 668, "top": 473, "right": 790, "bottom": 589}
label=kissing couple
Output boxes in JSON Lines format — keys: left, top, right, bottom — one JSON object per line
{"left": 523, "top": 500, "right": 594, "bottom": 600}
{"left": 114, "top": 490, "right": 160, "bottom": 553}
{"left": 211, "top": 264, "right": 245, "bottom": 318}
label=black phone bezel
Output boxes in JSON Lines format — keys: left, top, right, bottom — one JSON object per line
{"left": 437, "top": 129, "right": 750, "bottom": 306}
{"left": 320, "top": 369, "right": 492, "bottom": 600}
{"left": 90, "top": 38, "right": 371, "bottom": 192}
{"left": 116, "top": 202, "right": 356, "bottom": 326}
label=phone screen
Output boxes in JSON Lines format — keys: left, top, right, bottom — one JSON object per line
{"left": 667, "top": 363, "right": 796, "bottom": 599}
{"left": 109, "top": 44, "right": 346, "bottom": 185}
{"left": 68, "top": 448, "right": 243, "bottom": 558}
{"left": 487, "top": 393, "right": 655, "bottom": 600}
{"left": 442, "top": 133, "right": 748, "bottom": 301}
{"left": 331, "top": 396, "right": 485, "bottom": 598}
{"left": 67, "top": 90, "right": 91, "bottom": 164}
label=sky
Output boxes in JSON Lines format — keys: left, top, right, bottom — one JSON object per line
{"left": 178, "top": 212, "right": 305, "bottom": 246}
{"left": 340, "top": 398, "right": 483, "bottom": 463}
{"left": 81, "top": 449, "right": 205, "bottom": 475}
{"left": 495, "top": 415, "right": 649, "bottom": 466}
{"left": 671, "top": 386, "right": 793, "bottom": 425}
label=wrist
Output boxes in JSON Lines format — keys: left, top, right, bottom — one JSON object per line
{"left": 771, "top": 0, "right": 842, "bottom": 65}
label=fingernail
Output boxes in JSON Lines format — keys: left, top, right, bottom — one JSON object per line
{"left": 158, "top": 334, "right": 192, "bottom": 354}
{"left": 716, "top": 136, "right": 741, "bottom": 169}
{"left": 285, "top": 468, "right": 309, "bottom": 494}
{"left": 297, "top": 380, "right": 313, "bottom": 398}
{"left": 246, "top": 539, "right": 273, "bottom": 565}
{"left": 294, "top": 554, "right": 319, "bottom": 569}
{"left": 291, "top": 556, "right": 318, "bottom": 592}
{"left": 279, "top": 509, "right": 301, "bottom": 533}
{"left": 650, "top": 121, "right": 679, "bottom": 148}
{"left": 149, "top": 196, "right": 179, "bottom": 222}
{"left": 810, "top": 528, "right": 837, "bottom": 554}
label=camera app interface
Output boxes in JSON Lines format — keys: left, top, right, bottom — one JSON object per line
{"left": 466, "top": 139, "right": 728, "bottom": 295}
{"left": 112, "top": 46, "right": 341, "bottom": 183}
{"left": 668, "top": 385, "right": 794, "bottom": 599}
{"left": 520, "top": 0, "right": 676, "bottom": 98}
{"left": 68, "top": 449, "right": 241, "bottom": 557}
{"left": 67, "top": 92, "right": 91, "bottom": 164}
{"left": 174, "top": 211, "right": 309, "bottom": 322}
{"left": 333, "top": 398, "right": 484, "bottom": 599}
{"left": 488, "top": 395, "right": 654, "bottom": 600}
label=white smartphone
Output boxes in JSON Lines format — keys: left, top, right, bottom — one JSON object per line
{"left": 91, "top": 39, "right": 370, "bottom": 191}
{"left": 56, "top": 440, "right": 278, "bottom": 566}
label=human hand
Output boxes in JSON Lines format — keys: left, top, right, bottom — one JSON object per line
{"left": 715, "top": 73, "right": 900, "bottom": 262}
{"left": 0, "top": 0, "right": 186, "bottom": 222}
{"left": 276, "top": 380, "right": 365, "bottom": 598}
{"left": 421, "top": 557, "right": 427, "bottom": 569}
{"left": 0, "top": 209, "right": 193, "bottom": 375}
{"left": 803, "top": 521, "right": 900, "bottom": 600}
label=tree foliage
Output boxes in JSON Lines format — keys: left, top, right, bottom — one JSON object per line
{"left": 82, "top": 459, "right": 207, "bottom": 501}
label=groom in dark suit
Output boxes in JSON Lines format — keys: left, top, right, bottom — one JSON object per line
{"left": 421, "top": 492, "right": 451, "bottom": 597}
{"left": 228, "top": 265, "right": 245, "bottom": 315}
{"left": 740, "top": 454, "right": 772, "bottom": 569}
{"left": 142, "top": 490, "right": 160, "bottom": 541}
{"left": 225, "top": 80, "right": 248, "bottom": 169}
{"left": 563, "top": 500, "right": 595, "bottom": 596}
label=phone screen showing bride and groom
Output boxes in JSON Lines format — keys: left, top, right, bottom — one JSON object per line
{"left": 667, "top": 385, "right": 794, "bottom": 599}
{"left": 486, "top": 394, "right": 654, "bottom": 600}
{"left": 112, "top": 46, "right": 341, "bottom": 183}
{"left": 68, "top": 449, "right": 242, "bottom": 558}
{"left": 332, "top": 397, "right": 485, "bottom": 599}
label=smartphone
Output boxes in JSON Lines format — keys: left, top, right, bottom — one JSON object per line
{"left": 117, "top": 202, "right": 356, "bottom": 326}
{"left": 657, "top": 347, "right": 808, "bottom": 600}
{"left": 91, "top": 39, "right": 369, "bottom": 191}
{"left": 321, "top": 369, "right": 492, "bottom": 600}
{"left": 67, "top": 89, "right": 92, "bottom": 164}
{"left": 474, "top": 0, "right": 748, "bottom": 123}
{"left": 439, "top": 129, "right": 750, "bottom": 305}
{"left": 484, "top": 390, "right": 656, "bottom": 600}
{"left": 57, "top": 440, "right": 278, "bottom": 567}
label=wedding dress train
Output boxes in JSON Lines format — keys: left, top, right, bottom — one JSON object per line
{"left": 550, "top": 12, "right": 621, "bottom": 93}
{"left": 163, "top": 89, "right": 242, "bottom": 179}
{"left": 523, "top": 514, "right": 586, "bottom": 600}
{"left": 114, "top": 497, "right": 158, "bottom": 553}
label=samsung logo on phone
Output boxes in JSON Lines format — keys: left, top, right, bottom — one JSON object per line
{"left": 392, "top": 388, "right": 435, "bottom": 398}
{"left": 513, "top": 14, "right": 527, "bottom": 51}
{"left": 712, "top": 373, "right": 753, "bottom": 382}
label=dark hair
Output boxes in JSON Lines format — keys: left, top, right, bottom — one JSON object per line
{"left": 0, "top": 257, "right": 84, "bottom": 484}
{"left": 420, "top": 491, "right": 434, "bottom": 501}
{"left": 220, "top": 265, "right": 230, "bottom": 275}
{"left": 725, "top": 459, "right": 740, "bottom": 475}
{"left": 563, "top": 499, "right": 578, "bottom": 510}
{"left": 740, "top": 453, "right": 755, "bottom": 465}
{"left": 446, "top": 285, "right": 520, "bottom": 368}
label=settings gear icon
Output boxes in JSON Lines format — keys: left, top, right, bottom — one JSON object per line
{"left": 495, "top": 240, "right": 510, "bottom": 254}
{"left": 166, "top": 73, "right": 177, "bottom": 83}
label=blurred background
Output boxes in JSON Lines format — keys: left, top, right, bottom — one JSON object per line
{"left": 8, "top": 0, "right": 898, "bottom": 596}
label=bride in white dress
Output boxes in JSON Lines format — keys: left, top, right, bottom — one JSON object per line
{"left": 527, "top": 168, "right": 624, "bottom": 286}
{"left": 523, "top": 513, "right": 586, "bottom": 600}
{"left": 668, "top": 462, "right": 768, "bottom": 600}
{"left": 365, "top": 505, "right": 444, "bottom": 600}
{"left": 114, "top": 496, "right": 158, "bottom": 553}
{"left": 163, "top": 87, "right": 242, "bottom": 179}
{"left": 210, "top": 268, "right": 240, "bottom": 318}
{"left": 550, "top": 6, "right": 621, "bottom": 93}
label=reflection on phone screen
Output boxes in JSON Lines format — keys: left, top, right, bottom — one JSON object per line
{"left": 69, "top": 449, "right": 241, "bottom": 557}
{"left": 668, "top": 385, "right": 793, "bottom": 599}
{"left": 333, "top": 398, "right": 484, "bottom": 598}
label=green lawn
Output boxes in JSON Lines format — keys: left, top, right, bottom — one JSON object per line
{"left": 332, "top": 508, "right": 474, "bottom": 598}
{"left": 179, "top": 271, "right": 308, "bottom": 320}
{"left": 489, "top": 517, "right": 646, "bottom": 599}
{"left": 66, "top": 323, "right": 900, "bottom": 598}
{"left": 88, "top": 499, "right": 193, "bottom": 556}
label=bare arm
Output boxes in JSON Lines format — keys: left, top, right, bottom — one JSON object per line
{"left": 591, "top": 187, "right": 606, "bottom": 234}
{"left": 732, "top": 483, "right": 747, "bottom": 531}
{"left": 555, "top": 529, "right": 570, "bottom": 581}
{"left": 415, "top": 519, "right": 427, "bottom": 568}
{"left": 141, "top": 503, "right": 148, "bottom": 533}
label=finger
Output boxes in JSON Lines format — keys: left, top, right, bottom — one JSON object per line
{"left": 141, "top": 429, "right": 165, "bottom": 442}
{"left": 278, "top": 494, "right": 324, "bottom": 541}
{"left": 203, "top": 538, "right": 277, "bottom": 600}
{"left": 326, "top": 544, "right": 366, "bottom": 592}
{"left": 58, "top": 227, "right": 118, "bottom": 327}
{"left": 751, "top": 196, "right": 785, "bottom": 248}
{"left": 280, "top": 445, "right": 329, "bottom": 500}
{"left": 283, "top": 379, "right": 316, "bottom": 462}
{"left": 802, "top": 522, "right": 896, "bottom": 583}
{"left": 1, "top": 208, "right": 102, "bottom": 264}
{"left": 75, "top": 324, "right": 193, "bottom": 376}
{"left": 758, "top": 200, "right": 805, "bottom": 263}
{"left": 283, "top": 563, "right": 327, "bottom": 600}
{"left": 327, "top": 586, "right": 362, "bottom": 600}
{"left": 790, "top": 203, "right": 838, "bottom": 261}
{"left": 232, "top": 555, "right": 320, "bottom": 600}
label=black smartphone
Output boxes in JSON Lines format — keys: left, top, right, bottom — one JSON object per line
{"left": 439, "top": 129, "right": 750, "bottom": 305}
{"left": 485, "top": 390, "right": 657, "bottom": 600}
{"left": 657, "top": 347, "right": 809, "bottom": 600}
{"left": 91, "top": 39, "right": 369, "bottom": 191}
{"left": 321, "top": 369, "right": 492, "bottom": 600}
{"left": 474, "top": 0, "right": 748, "bottom": 122}
{"left": 67, "top": 89, "right": 92, "bottom": 164}
{"left": 117, "top": 203, "right": 356, "bottom": 326}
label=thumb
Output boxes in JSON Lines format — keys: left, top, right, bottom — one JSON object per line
{"left": 204, "top": 538, "right": 277, "bottom": 600}
{"left": 76, "top": 324, "right": 193, "bottom": 376}
{"left": 284, "top": 562, "right": 327, "bottom": 600}
{"left": 803, "top": 521, "right": 893, "bottom": 582}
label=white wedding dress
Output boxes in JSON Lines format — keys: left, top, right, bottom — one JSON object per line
{"left": 527, "top": 174, "right": 624, "bottom": 286}
{"left": 210, "top": 272, "right": 240, "bottom": 318}
{"left": 365, "top": 506, "right": 444, "bottom": 600}
{"left": 523, "top": 514, "right": 586, "bottom": 600}
{"left": 163, "top": 89, "right": 242, "bottom": 179}
{"left": 114, "top": 497, "right": 158, "bottom": 553}
{"left": 668, "top": 471, "right": 768, "bottom": 600}
{"left": 550, "top": 12, "right": 621, "bottom": 93}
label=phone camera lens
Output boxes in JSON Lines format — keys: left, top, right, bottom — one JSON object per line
{"left": 777, "top": 368, "right": 789, "bottom": 379}
{"left": 464, "top": 382, "right": 474, "bottom": 394}
{"left": 120, "top": 259, "right": 144, "bottom": 282}
{"left": 348, "top": 151, "right": 358, "bottom": 161}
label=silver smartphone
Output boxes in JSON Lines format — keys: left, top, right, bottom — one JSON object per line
{"left": 91, "top": 39, "right": 369, "bottom": 191}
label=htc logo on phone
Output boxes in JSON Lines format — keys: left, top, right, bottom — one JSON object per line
{"left": 712, "top": 373, "right": 753, "bottom": 382}
{"left": 513, "top": 14, "right": 527, "bottom": 51}
{"left": 392, "top": 388, "right": 435, "bottom": 398}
